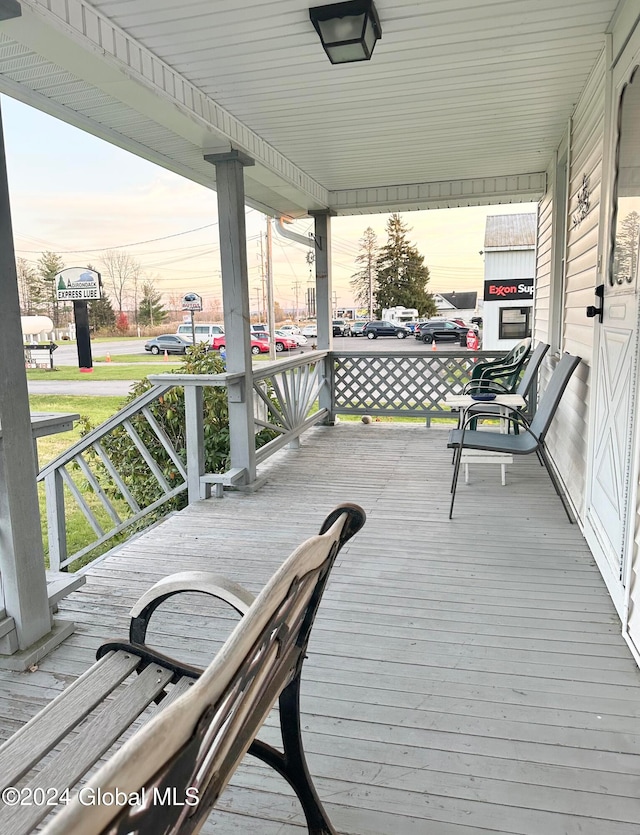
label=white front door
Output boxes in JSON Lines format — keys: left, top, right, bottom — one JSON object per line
{"left": 585, "top": 39, "right": 640, "bottom": 619}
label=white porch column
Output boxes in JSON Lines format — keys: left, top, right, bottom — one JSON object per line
{"left": 204, "top": 150, "right": 256, "bottom": 484}
{"left": 0, "top": 99, "right": 52, "bottom": 650}
{"left": 310, "top": 210, "right": 335, "bottom": 418}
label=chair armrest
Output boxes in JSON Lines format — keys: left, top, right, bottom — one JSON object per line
{"left": 458, "top": 405, "right": 537, "bottom": 439}
{"left": 462, "top": 379, "right": 510, "bottom": 394}
{"left": 129, "top": 570, "right": 255, "bottom": 645}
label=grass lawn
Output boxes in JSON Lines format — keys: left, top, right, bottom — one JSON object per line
{"left": 27, "top": 364, "right": 179, "bottom": 381}
{"left": 30, "top": 394, "right": 127, "bottom": 466}
{"left": 93, "top": 353, "right": 177, "bottom": 363}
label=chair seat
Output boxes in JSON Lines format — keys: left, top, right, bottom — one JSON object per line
{"left": 448, "top": 428, "right": 538, "bottom": 455}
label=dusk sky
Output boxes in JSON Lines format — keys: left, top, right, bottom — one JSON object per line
{"left": 2, "top": 94, "right": 536, "bottom": 314}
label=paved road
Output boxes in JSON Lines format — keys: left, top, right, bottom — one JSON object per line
{"left": 53, "top": 339, "right": 149, "bottom": 365}
{"left": 28, "top": 380, "right": 136, "bottom": 397}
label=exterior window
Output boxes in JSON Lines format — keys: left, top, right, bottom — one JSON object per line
{"left": 610, "top": 67, "right": 640, "bottom": 288}
{"left": 499, "top": 307, "right": 531, "bottom": 340}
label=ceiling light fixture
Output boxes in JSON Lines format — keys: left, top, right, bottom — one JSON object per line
{"left": 309, "top": 0, "right": 382, "bottom": 65}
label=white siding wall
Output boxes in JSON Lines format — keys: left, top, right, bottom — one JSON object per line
{"left": 541, "top": 50, "right": 606, "bottom": 518}
{"left": 535, "top": 177, "right": 553, "bottom": 346}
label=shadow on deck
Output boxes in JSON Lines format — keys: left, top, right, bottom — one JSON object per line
{"left": 1, "top": 423, "right": 639, "bottom": 834}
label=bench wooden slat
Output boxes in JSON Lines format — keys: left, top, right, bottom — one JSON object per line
{"left": 0, "top": 662, "right": 174, "bottom": 835}
{"left": 0, "top": 651, "right": 139, "bottom": 789}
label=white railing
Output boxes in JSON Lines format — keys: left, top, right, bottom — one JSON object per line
{"left": 253, "top": 352, "right": 330, "bottom": 464}
{"left": 39, "top": 354, "right": 331, "bottom": 570}
{"left": 38, "top": 349, "right": 526, "bottom": 571}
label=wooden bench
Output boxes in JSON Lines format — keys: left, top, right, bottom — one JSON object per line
{"left": 0, "top": 503, "right": 366, "bottom": 835}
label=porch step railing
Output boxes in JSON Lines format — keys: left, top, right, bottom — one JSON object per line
{"left": 37, "top": 381, "right": 189, "bottom": 572}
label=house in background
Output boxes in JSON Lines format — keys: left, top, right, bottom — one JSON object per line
{"left": 481, "top": 213, "right": 536, "bottom": 350}
{"left": 434, "top": 291, "right": 477, "bottom": 322}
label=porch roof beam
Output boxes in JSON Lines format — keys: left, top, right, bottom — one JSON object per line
{"left": 328, "top": 173, "right": 547, "bottom": 215}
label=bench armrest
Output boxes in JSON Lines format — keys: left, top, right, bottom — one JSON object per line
{"left": 129, "top": 570, "right": 255, "bottom": 645}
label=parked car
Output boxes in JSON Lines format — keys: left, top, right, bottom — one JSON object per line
{"left": 276, "top": 329, "right": 307, "bottom": 346}
{"left": 278, "top": 324, "right": 301, "bottom": 336}
{"left": 362, "top": 321, "right": 410, "bottom": 339}
{"left": 213, "top": 335, "right": 270, "bottom": 355}
{"left": 471, "top": 315, "right": 483, "bottom": 328}
{"left": 273, "top": 333, "right": 299, "bottom": 352}
{"left": 250, "top": 323, "right": 268, "bottom": 333}
{"left": 332, "top": 319, "right": 351, "bottom": 336}
{"left": 144, "top": 334, "right": 193, "bottom": 355}
{"left": 176, "top": 323, "right": 224, "bottom": 342}
{"left": 349, "top": 320, "right": 368, "bottom": 337}
{"left": 415, "top": 319, "right": 469, "bottom": 345}
{"left": 301, "top": 324, "right": 317, "bottom": 337}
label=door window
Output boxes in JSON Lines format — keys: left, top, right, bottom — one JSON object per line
{"left": 610, "top": 67, "right": 640, "bottom": 289}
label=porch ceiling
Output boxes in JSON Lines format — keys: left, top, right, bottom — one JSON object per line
{"left": 0, "top": 0, "right": 621, "bottom": 215}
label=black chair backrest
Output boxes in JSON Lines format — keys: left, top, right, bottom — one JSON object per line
{"left": 516, "top": 342, "right": 550, "bottom": 397}
{"left": 529, "top": 353, "right": 581, "bottom": 442}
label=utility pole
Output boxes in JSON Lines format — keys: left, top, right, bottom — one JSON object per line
{"left": 291, "top": 279, "right": 302, "bottom": 320}
{"left": 259, "top": 234, "right": 267, "bottom": 322}
{"left": 266, "top": 217, "right": 275, "bottom": 359}
{"left": 332, "top": 291, "right": 338, "bottom": 318}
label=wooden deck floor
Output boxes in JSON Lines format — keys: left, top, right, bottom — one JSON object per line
{"left": 2, "top": 422, "right": 640, "bottom": 834}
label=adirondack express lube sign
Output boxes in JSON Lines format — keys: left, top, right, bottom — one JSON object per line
{"left": 483, "top": 278, "right": 534, "bottom": 301}
{"left": 55, "top": 268, "right": 102, "bottom": 301}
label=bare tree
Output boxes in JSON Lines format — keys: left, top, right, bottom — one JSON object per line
{"left": 350, "top": 227, "right": 378, "bottom": 318}
{"left": 16, "top": 258, "right": 44, "bottom": 314}
{"left": 100, "top": 250, "right": 141, "bottom": 313}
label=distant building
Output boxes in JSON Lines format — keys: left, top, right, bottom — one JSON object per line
{"left": 482, "top": 213, "right": 536, "bottom": 350}
{"left": 434, "top": 291, "right": 477, "bottom": 322}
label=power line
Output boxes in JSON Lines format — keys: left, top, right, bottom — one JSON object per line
{"left": 15, "top": 222, "right": 220, "bottom": 254}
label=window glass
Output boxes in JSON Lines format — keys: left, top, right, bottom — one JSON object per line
{"left": 499, "top": 307, "right": 531, "bottom": 340}
{"left": 610, "top": 67, "right": 640, "bottom": 288}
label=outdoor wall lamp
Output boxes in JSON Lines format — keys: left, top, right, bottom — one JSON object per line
{"left": 309, "top": 0, "right": 382, "bottom": 64}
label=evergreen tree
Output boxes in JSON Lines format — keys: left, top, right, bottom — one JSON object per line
{"left": 88, "top": 294, "right": 116, "bottom": 332}
{"left": 138, "top": 280, "right": 167, "bottom": 326}
{"left": 37, "top": 251, "right": 65, "bottom": 326}
{"left": 374, "top": 214, "right": 437, "bottom": 317}
{"left": 350, "top": 227, "right": 378, "bottom": 318}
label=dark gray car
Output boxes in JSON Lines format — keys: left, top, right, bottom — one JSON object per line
{"left": 144, "top": 334, "right": 193, "bottom": 355}
{"left": 415, "top": 319, "right": 469, "bottom": 345}
{"left": 362, "top": 321, "right": 410, "bottom": 339}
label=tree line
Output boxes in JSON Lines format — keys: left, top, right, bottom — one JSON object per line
{"left": 17, "top": 249, "right": 168, "bottom": 332}
{"left": 350, "top": 213, "right": 437, "bottom": 319}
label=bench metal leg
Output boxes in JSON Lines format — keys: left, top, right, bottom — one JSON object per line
{"left": 249, "top": 674, "right": 337, "bottom": 835}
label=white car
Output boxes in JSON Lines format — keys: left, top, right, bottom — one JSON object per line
{"left": 301, "top": 325, "right": 317, "bottom": 338}
{"left": 276, "top": 329, "right": 307, "bottom": 346}
{"left": 278, "top": 324, "right": 301, "bottom": 336}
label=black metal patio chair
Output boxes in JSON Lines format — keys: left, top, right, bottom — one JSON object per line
{"left": 447, "top": 352, "right": 581, "bottom": 522}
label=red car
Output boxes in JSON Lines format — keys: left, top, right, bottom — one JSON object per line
{"left": 211, "top": 335, "right": 270, "bottom": 356}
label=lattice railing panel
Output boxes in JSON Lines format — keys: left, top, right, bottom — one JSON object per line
{"left": 333, "top": 351, "right": 503, "bottom": 417}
